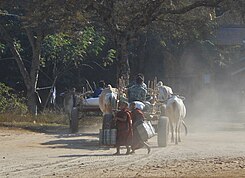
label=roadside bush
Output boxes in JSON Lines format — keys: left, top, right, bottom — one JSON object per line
{"left": 0, "top": 83, "right": 27, "bottom": 114}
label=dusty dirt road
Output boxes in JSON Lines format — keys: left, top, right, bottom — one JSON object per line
{"left": 1, "top": 118, "right": 245, "bottom": 178}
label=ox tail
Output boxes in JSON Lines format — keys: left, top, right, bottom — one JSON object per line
{"left": 182, "top": 120, "right": 188, "bottom": 135}
{"left": 173, "top": 101, "right": 177, "bottom": 111}
{"left": 172, "top": 101, "right": 177, "bottom": 112}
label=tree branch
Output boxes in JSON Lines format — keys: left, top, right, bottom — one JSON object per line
{"left": 164, "top": 0, "right": 224, "bottom": 15}
{"left": 25, "top": 28, "right": 35, "bottom": 51}
{"left": 0, "top": 24, "right": 31, "bottom": 88}
{"left": 89, "top": 0, "right": 119, "bottom": 35}
{"left": 29, "top": 29, "right": 42, "bottom": 89}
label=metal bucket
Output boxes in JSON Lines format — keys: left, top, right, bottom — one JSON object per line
{"left": 137, "top": 121, "right": 156, "bottom": 141}
{"left": 99, "top": 129, "right": 103, "bottom": 145}
{"left": 99, "top": 129, "right": 117, "bottom": 145}
{"left": 110, "top": 129, "right": 117, "bottom": 145}
{"left": 104, "top": 129, "right": 111, "bottom": 145}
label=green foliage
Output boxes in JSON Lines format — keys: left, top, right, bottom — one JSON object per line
{"left": 155, "top": 6, "right": 217, "bottom": 55}
{"left": 0, "top": 83, "right": 27, "bottom": 114}
{"left": 0, "top": 42, "right": 5, "bottom": 54}
{"left": 103, "top": 49, "right": 116, "bottom": 66}
{"left": 42, "top": 27, "right": 106, "bottom": 69}
{"left": 14, "top": 40, "right": 23, "bottom": 52}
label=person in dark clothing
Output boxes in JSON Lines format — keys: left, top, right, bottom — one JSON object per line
{"left": 130, "top": 102, "right": 151, "bottom": 154}
{"left": 113, "top": 100, "right": 133, "bottom": 155}
{"left": 93, "top": 80, "right": 105, "bottom": 97}
{"left": 127, "top": 75, "right": 147, "bottom": 103}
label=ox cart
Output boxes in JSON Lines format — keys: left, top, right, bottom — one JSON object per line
{"left": 71, "top": 102, "right": 169, "bottom": 147}
{"left": 69, "top": 79, "right": 169, "bottom": 147}
{"left": 69, "top": 96, "right": 102, "bottom": 133}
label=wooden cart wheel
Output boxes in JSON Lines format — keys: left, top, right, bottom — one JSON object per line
{"left": 157, "top": 116, "right": 169, "bottom": 147}
{"left": 70, "top": 107, "right": 79, "bottom": 133}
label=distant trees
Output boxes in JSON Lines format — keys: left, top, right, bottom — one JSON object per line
{"left": 0, "top": 0, "right": 104, "bottom": 114}
{"left": 0, "top": 0, "right": 231, "bottom": 114}
{"left": 213, "top": 0, "right": 245, "bottom": 64}
{"left": 216, "top": 0, "right": 245, "bottom": 22}
{"left": 85, "top": 0, "right": 224, "bottom": 84}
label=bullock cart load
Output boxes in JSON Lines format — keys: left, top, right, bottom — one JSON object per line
{"left": 96, "top": 77, "right": 171, "bottom": 148}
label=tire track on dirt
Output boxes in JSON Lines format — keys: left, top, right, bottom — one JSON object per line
{"left": 56, "top": 145, "right": 173, "bottom": 177}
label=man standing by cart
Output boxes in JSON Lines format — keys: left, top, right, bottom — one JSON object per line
{"left": 113, "top": 99, "right": 133, "bottom": 155}
{"left": 128, "top": 74, "right": 147, "bottom": 103}
{"left": 130, "top": 102, "right": 151, "bottom": 154}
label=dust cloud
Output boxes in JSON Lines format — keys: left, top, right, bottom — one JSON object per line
{"left": 173, "top": 45, "right": 245, "bottom": 133}
{"left": 184, "top": 82, "right": 245, "bottom": 133}
{"left": 78, "top": 116, "right": 103, "bottom": 133}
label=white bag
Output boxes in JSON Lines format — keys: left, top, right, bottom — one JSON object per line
{"left": 136, "top": 121, "right": 156, "bottom": 141}
{"left": 134, "top": 101, "right": 145, "bottom": 110}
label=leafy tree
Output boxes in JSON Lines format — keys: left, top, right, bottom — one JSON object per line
{"left": 215, "top": 0, "right": 245, "bottom": 22}
{"left": 0, "top": 0, "right": 86, "bottom": 114}
{"left": 213, "top": 0, "right": 245, "bottom": 64}
{"left": 85, "top": 0, "right": 224, "bottom": 84}
{"left": 0, "top": 0, "right": 228, "bottom": 114}
{"left": 40, "top": 26, "right": 115, "bottom": 106}
{"left": 127, "top": 5, "right": 219, "bottom": 75}
{"left": 42, "top": 27, "right": 106, "bottom": 78}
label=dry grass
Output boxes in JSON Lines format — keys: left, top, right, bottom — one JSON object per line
{"left": 0, "top": 110, "right": 68, "bottom": 127}
{"left": 0, "top": 111, "right": 69, "bottom": 133}
{"left": 0, "top": 110, "right": 103, "bottom": 133}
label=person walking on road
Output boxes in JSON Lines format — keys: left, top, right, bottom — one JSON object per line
{"left": 113, "top": 100, "right": 133, "bottom": 155}
{"left": 130, "top": 102, "right": 151, "bottom": 154}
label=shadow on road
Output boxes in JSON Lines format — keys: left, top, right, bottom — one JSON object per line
{"left": 55, "top": 133, "right": 99, "bottom": 138}
{"left": 41, "top": 133, "right": 112, "bottom": 151}
{"left": 58, "top": 153, "right": 116, "bottom": 158}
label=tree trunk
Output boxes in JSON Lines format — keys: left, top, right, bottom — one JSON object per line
{"left": 138, "top": 35, "right": 147, "bottom": 74}
{"left": 26, "top": 29, "right": 42, "bottom": 114}
{"left": 0, "top": 25, "right": 42, "bottom": 114}
{"left": 26, "top": 87, "right": 37, "bottom": 115}
{"left": 116, "top": 37, "right": 130, "bottom": 86}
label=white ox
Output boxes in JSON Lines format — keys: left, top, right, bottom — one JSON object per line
{"left": 165, "top": 95, "right": 187, "bottom": 144}
{"left": 61, "top": 89, "right": 80, "bottom": 120}
{"left": 61, "top": 89, "right": 93, "bottom": 120}
{"left": 99, "top": 85, "right": 118, "bottom": 115}
{"left": 156, "top": 81, "right": 173, "bottom": 101}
